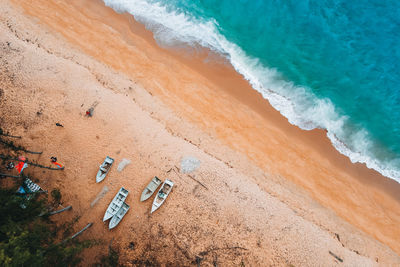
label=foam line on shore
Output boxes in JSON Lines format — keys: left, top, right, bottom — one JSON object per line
{"left": 5, "top": 0, "right": 400, "bottom": 260}
{"left": 102, "top": 0, "right": 400, "bottom": 182}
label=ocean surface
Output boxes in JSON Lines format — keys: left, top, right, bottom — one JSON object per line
{"left": 103, "top": 0, "right": 400, "bottom": 182}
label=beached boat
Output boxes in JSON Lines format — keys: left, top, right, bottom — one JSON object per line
{"left": 109, "top": 202, "right": 130, "bottom": 229}
{"left": 151, "top": 179, "right": 174, "bottom": 213}
{"left": 103, "top": 187, "right": 129, "bottom": 221}
{"left": 96, "top": 156, "right": 114, "bottom": 183}
{"left": 140, "top": 176, "right": 162, "bottom": 202}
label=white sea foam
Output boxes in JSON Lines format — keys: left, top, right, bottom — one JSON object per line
{"left": 103, "top": 0, "right": 400, "bottom": 182}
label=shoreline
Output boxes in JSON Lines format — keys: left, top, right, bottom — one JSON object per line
{"left": 115, "top": 3, "right": 400, "bottom": 192}
{"left": 1, "top": 0, "right": 399, "bottom": 264}
{"left": 69, "top": 0, "right": 400, "bottom": 252}
{"left": 74, "top": 0, "right": 400, "bottom": 192}
{"left": 104, "top": 0, "right": 400, "bottom": 184}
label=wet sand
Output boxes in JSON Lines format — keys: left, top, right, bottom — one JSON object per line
{"left": 1, "top": 0, "right": 399, "bottom": 265}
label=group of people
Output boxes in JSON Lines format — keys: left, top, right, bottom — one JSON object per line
{"left": 6, "top": 156, "right": 63, "bottom": 175}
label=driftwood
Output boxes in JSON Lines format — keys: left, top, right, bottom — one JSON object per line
{"left": 39, "top": 205, "right": 72, "bottom": 217}
{"left": 48, "top": 205, "right": 72, "bottom": 216}
{"left": 0, "top": 133, "right": 21, "bottom": 139}
{"left": 187, "top": 174, "right": 208, "bottom": 190}
{"left": 70, "top": 223, "right": 93, "bottom": 239}
{"left": 172, "top": 166, "right": 182, "bottom": 177}
{"left": 61, "top": 223, "right": 93, "bottom": 244}
{"left": 198, "top": 246, "right": 248, "bottom": 257}
{"left": 16, "top": 190, "right": 48, "bottom": 195}
{"left": 172, "top": 166, "right": 208, "bottom": 190}
{"left": 0, "top": 128, "right": 21, "bottom": 139}
{"left": 0, "top": 173, "right": 21, "bottom": 179}
{"left": 0, "top": 155, "right": 64, "bottom": 170}
{"left": 0, "top": 139, "right": 42, "bottom": 154}
{"left": 329, "top": 251, "right": 343, "bottom": 262}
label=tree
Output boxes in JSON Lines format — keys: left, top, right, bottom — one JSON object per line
{"left": 0, "top": 127, "right": 93, "bottom": 266}
{"left": 0, "top": 187, "right": 93, "bottom": 267}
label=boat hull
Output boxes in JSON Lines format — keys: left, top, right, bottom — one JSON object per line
{"left": 96, "top": 156, "right": 114, "bottom": 183}
{"left": 109, "top": 202, "right": 130, "bottom": 229}
{"left": 103, "top": 187, "right": 129, "bottom": 221}
{"left": 140, "top": 176, "right": 162, "bottom": 202}
{"left": 151, "top": 179, "right": 174, "bottom": 214}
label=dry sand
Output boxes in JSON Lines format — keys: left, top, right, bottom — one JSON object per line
{"left": 0, "top": 0, "right": 400, "bottom": 265}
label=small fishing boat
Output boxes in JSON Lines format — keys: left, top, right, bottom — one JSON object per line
{"left": 96, "top": 156, "right": 114, "bottom": 183}
{"left": 140, "top": 176, "right": 162, "bottom": 202}
{"left": 151, "top": 179, "right": 174, "bottom": 214}
{"left": 109, "top": 202, "right": 130, "bottom": 229}
{"left": 103, "top": 187, "right": 129, "bottom": 221}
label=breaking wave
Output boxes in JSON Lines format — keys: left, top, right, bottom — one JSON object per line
{"left": 103, "top": 0, "right": 400, "bottom": 181}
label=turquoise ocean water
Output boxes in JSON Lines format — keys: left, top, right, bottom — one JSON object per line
{"left": 103, "top": 0, "right": 400, "bottom": 182}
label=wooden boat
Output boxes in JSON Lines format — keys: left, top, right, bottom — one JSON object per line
{"left": 140, "top": 176, "right": 162, "bottom": 202}
{"left": 96, "top": 156, "right": 114, "bottom": 183}
{"left": 103, "top": 187, "right": 129, "bottom": 221}
{"left": 109, "top": 202, "right": 130, "bottom": 229}
{"left": 151, "top": 179, "right": 174, "bottom": 214}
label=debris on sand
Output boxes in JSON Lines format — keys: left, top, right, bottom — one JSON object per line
{"left": 85, "top": 101, "right": 99, "bottom": 117}
{"left": 91, "top": 186, "right": 109, "bottom": 207}
{"left": 117, "top": 158, "right": 131, "bottom": 172}
{"left": 180, "top": 156, "right": 200, "bottom": 174}
{"left": 86, "top": 107, "right": 94, "bottom": 117}
{"left": 329, "top": 251, "right": 343, "bottom": 262}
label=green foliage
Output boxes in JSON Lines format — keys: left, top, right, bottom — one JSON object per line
{"left": 58, "top": 215, "right": 81, "bottom": 240}
{"left": 45, "top": 239, "right": 93, "bottom": 267}
{"left": 97, "top": 245, "right": 122, "bottom": 267}
{"left": 0, "top": 128, "right": 92, "bottom": 266}
{"left": 51, "top": 188, "right": 62, "bottom": 206}
{"left": 0, "top": 187, "right": 90, "bottom": 267}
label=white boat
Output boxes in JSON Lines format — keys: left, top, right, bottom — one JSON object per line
{"left": 140, "top": 176, "right": 162, "bottom": 202}
{"left": 96, "top": 156, "right": 114, "bottom": 183}
{"left": 103, "top": 187, "right": 129, "bottom": 221}
{"left": 109, "top": 202, "right": 130, "bottom": 229}
{"left": 151, "top": 179, "right": 174, "bottom": 214}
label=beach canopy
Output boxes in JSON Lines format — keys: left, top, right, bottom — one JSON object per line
{"left": 15, "top": 156, "right": 28, "bottom": 174}
{"left": 17, "top": 186, "right": 26, "bottom": 194}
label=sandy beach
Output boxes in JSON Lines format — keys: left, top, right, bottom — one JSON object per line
{"left": 1, "top": 0, "right": 400, "bottom": 265}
